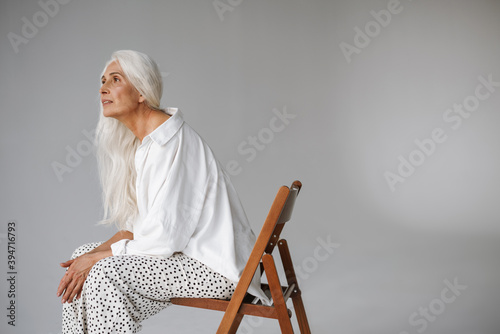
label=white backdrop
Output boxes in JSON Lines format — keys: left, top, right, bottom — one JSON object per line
{"left": 1, "top": 0, "right": 500, "bottom": 333}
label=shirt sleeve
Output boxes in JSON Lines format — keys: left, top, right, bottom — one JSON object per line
{"left": 110, "top": 238, "right": 130, "bottom": 255}
{"left": 110, "top": 146, "right": 212, "bottom": 258}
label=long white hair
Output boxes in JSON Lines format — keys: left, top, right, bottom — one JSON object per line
{"left": 95, "top": 50, "right": 165, "bottom": 230}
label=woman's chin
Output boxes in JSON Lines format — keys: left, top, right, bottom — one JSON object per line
{"left": 102, "top": 108, "right": 118, "bottom": 119}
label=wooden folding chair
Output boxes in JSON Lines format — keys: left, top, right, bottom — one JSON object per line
{"left": 171, "top": 180, "right": 311, "bottom": 333}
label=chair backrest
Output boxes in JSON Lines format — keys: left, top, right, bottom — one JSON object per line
{"left": 232, "top": 180, "right": 302, "bottom": 299}
{"left": 264, "top": 180, "right": 302, "bottom": 255}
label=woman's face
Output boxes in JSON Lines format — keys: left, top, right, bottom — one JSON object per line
{"left": 100, "top": 61, "right": 144, "bottom": 119}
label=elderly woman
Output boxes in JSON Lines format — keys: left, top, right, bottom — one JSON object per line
{"left": 57, "top": 50, "right": 266, "bottom": 333}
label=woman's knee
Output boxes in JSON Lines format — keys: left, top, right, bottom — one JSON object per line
{"left": 70, "top": 242, "right": 103, "bottom": 260}
{"left": 87, "top": 256, "right": 121, "bottom": 282}
{"left": 85, "top": 256, "right": 123, "bottom": 296}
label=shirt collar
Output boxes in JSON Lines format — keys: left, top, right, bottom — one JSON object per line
{"left": 142, "top": 107, "right": 184, "bottom": 147}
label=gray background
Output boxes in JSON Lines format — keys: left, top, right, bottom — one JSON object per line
{"left": 1, "top": 0, "right": 499, "bottom": 333}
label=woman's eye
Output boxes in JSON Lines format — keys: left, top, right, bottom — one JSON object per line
{"left": 113, "top": 77, "right": 120, "bottom": 82}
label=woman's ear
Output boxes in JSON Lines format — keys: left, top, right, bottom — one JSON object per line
{"left": 138, "top": 94, "right": 145, "bottom": 104}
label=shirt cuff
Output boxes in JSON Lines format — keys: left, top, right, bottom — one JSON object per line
{"left": 110, "top": 239, "right": 130, "bottom": 256}
{"left": 124, "top": 217, "right": 135, "bottom": 233}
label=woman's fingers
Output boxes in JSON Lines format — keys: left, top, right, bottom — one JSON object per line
{"left": 61, "top": 270, "right": 89, "bottom": 303}
{"left": 58, "top": 253, "right": 99, "bottom": 302}
{"left": 60, "top": 259, "right": 75, "bottom": 268}
{"left": 68, "top": 276, "right": 85, "bottom": 302}
{"left": 61, "top": 275, "right": 79, "bottom": 303}
{"left": 75, "top": 271, "right": 89, "bottom": 300}
{"left": 57, "top": 270, "right": 72, "bottom": 297}
{"left": 57, "top": 258, "right": 80, "bottom": 298}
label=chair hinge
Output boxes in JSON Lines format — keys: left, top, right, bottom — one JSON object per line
{"left": 290, "top": 286, "right": 301, "bottom": 298}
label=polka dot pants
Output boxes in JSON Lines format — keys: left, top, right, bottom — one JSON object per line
{"left": 62, "top": 242, "right": 237, "bottom": 333}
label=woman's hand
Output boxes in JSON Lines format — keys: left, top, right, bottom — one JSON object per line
{"left": 57, "top": 231, "right": 131, "bottom": 303}
{"left": 56, "top": 250, "right": 111, "bottom": 303}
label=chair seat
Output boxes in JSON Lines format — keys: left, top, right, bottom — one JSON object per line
{"left": 171, "top": 296, "right": 278, "bottom": 319}
{"left": 170, "top": 284, "right": 292, "bottom": 320}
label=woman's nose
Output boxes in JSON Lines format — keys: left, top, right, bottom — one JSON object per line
{"left": 100, "top": 82, "right": 109, "bottom": 94}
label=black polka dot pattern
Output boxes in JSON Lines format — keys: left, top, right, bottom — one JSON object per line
{"left": 62, "top": 242, "right": 236, "bottom": 333}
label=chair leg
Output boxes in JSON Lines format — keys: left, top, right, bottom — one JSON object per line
{"left": 228, "top": 313, "right": 244, "bottom": 334}
{"left": 262, "top": 254, "right": 294, "bottom": 334}
{"left": 278, "top": 239, "right": 311, "bottom": 334}
{"left": 217, "top": 270, "right": 255, "bottom": 333}
{"left": 290, "top": 295, "right": 310, "bottom": 334}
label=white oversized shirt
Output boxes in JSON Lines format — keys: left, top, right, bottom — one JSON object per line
{"left": 110, "top": 108, "right": 268, "bottom": 303}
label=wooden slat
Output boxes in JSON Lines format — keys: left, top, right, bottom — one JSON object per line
{"left": 170, "top": 297, "right": 278, "bottom": 319}
{"left": 228, "top": 313, "right": 244, "bottom": 334}
{"left": 279, "top": 239, "right": 311, "bottom": 334}
{"left": 262, "top": 254, "right": 294, "bottom": 333}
